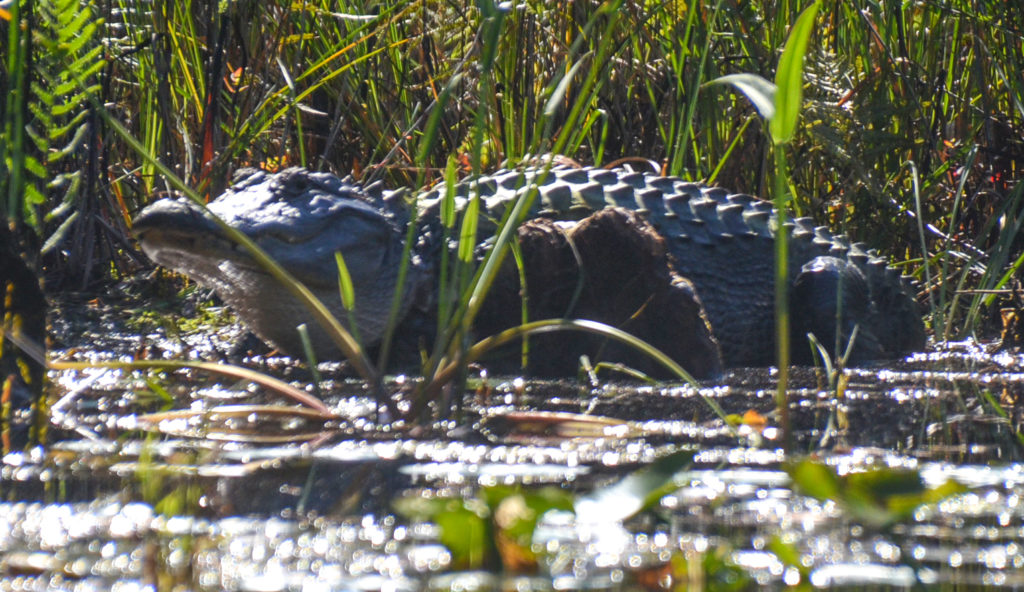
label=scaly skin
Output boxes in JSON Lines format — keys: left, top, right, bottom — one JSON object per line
{"left": 133, "top": 164, "right": 926, "bottom": 376}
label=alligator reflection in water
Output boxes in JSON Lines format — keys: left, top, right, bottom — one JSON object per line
{"left": 2, "top": 340, "right": 1024, "bottom": 589}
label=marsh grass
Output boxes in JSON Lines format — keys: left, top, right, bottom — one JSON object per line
{"left": 1, "top": 0, "right": 1013, "bottom": 326}
{"left": 2, "top": 1, "right": 1024, "bottom": 421}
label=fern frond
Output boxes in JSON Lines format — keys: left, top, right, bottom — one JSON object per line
{"left": 13, "top": 0, "right": 105, "bottom": 236}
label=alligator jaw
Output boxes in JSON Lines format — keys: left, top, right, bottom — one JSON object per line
{"left": 134, "top": 193, "right": 419, "bottom": 357}
{"left": 133, "top": 198, "right": 270, "bottom": 291}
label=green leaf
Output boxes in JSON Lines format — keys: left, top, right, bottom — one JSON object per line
{"left": 771, "top": 0, "right": 820, "bottom": 144}
{"left": 416, "top": 73, "right": 462, "bottom": 164}
{"left": 333, "top": 251, "right": 356, "bottom": 312}
{"left": 393, "top": 494, "right": 459, "bottom": 521}
{"left": 544, "top": 56, "right": 588, "bottom": 117}
{"left": 706, "top": 73, "right": 777, "bottom": 121}
{"left": 482, "top": 485, "right": 574, "bottom": 548}
{"left": 789, "top": 460, "right": 968, "bottom": 529}
{"left": 41, "top": 210, "right": 79, "bottom": 254}
{"left": 575, "top": 448, "right": 695, "bottom": 523}
{"left": 786, "top": 458, "right": 842, "bottom": 502}
{"left": 458, "top": 194, "right": 480, "bottom": 264}
{"left": 433, "top": 499, "right": 496, "bottom": 570}
{"left": 846, "top": 467, "right": 925, "bottom": 501}
{"left": 768, "top": 535, "right": 803, "bottom": 570}
{"left": 441, "top": 156, "right": 457, "bottom": 229}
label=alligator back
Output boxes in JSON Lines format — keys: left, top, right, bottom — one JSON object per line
{"left": 417, "top": 165, "right": 926, "bottom": 367}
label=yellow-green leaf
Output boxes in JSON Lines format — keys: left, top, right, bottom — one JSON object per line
{"left": 334, "top": 251, "right": 356, "bottom": 312}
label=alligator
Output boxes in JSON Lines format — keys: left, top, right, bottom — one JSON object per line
{"left": 133, "top": 164, "right": 926, "bottom": 378}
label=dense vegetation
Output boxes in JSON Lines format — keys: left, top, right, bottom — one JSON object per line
{"left": 1, "top": 0, "right": 1022, "bottom": 338}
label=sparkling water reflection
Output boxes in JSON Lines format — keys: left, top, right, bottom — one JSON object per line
{"left": 2, "top": 340, "right": 1024, "bottom": 589}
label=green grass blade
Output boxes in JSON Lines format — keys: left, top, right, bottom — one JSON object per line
{"left": 771, "top": 0, "right": 819, "bottom": 144}
{"left": 458, "top": 195, "right": 480, "bottom": 265}
{"left": 334, "top": 251, "right": 357, "bottom": 312}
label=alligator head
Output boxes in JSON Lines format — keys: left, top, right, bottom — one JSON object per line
{"left": 133, "top": 168, "right": 422, "bottom": 358}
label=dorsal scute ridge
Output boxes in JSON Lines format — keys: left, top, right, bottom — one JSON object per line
{"left": 702, "top": 186, "right": 731, "bottom": 203}
{"left": 135, "top": 164, "right": 925, "bottom": 374}
{"left": 745, "top": 210, "right": 772, "bottom": 237}
{"left": 363, "top": 179, "right": 386, "bottom": 199}
{"left": 646, "top": 176, "right": 678, "bottom": 193}
{"left": 693, "top": 198, "right": 727, "bottom": 240}
{"left": 719, "top": 203, "right": 751, "bottom": 236}
{"left": 413, "top": 165, "right": 906, "bottom": 277}
{"left": 618, "top": 171, "right": 647, "bottom": 188}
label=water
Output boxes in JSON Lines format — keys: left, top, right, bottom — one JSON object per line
{"left": 2, "top": 339, "right": 1024, "bottom": 589}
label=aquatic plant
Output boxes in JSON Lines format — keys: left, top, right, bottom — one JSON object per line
{"left": 709, "top": 0, "right": 819, "bottom": 450}
{"left": 395, "top": 448, "right": 696, "bottom": 572}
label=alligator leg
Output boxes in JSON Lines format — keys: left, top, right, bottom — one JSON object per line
{"left": 790, "top": 256, "right": 884, "bottom": 364}
{"left": 477, "top": 207, "right": 723, "bottom": 379}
